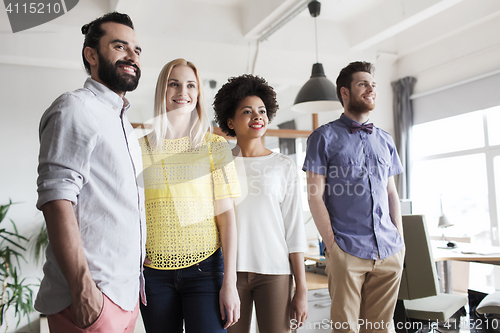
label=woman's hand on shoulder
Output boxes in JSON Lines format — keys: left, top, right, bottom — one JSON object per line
{"left": 290, "top": 287, "right": 308, "bottom": 329}
{"left": 219, "top": 282, "right": 240, "bottom": 329}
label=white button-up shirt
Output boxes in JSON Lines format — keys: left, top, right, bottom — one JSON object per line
{"left": 35, "top": 78, "right": 146, "bottom": 314}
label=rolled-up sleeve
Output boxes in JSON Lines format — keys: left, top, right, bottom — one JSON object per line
{"left": 302, "top": 130, "right": 328, "bottom": 175}
{"left": 37, "top": 94, "right": 99, "bottom": 209}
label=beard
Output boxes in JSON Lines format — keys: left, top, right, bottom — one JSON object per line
{"left": 347, "top": 94, "right": 375, "bottom": 115}
{"left": 97, "top": 52, "right": 141, "bottom": 93}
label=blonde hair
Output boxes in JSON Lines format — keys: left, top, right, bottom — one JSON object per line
{"left": 149, "top": 58, "right": 212, "bottom": 150}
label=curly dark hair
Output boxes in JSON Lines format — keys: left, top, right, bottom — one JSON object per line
{"left": 213, "top": 74, "right": 279, "bottom": 137}
{"left": 81, "top": 12, "right": 134, "bottom": 75}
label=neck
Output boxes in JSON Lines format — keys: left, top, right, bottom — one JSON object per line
{"left": 166, "top": 109, "right": 193, "bottom": 139}
{"left": 235, "top": 137, "right": 270, "bottom": 157}
{"left": 344, "top": 109, "right": 370, "bottom": 124}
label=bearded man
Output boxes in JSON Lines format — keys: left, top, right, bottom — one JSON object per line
{"left": 35, "top": 12, "right": 146, "bottom": 333}
{"left": 303, "top": 61, "right": 405, "bottom": 333}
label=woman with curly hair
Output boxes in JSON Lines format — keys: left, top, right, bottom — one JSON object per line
{"left": 213, "top": 74, "right": 308, "bottom": 333}
{"left": 139, "top": 58, "right": 241, "bottom": 332}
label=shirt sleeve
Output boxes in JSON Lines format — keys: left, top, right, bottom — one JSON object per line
{"left": 36, "top": 94, "right": 99, "bottom": 209}
{"left": 387, "top": 136, "right": 404, "bottom": 177}
{"left": 281, "top": 158, "right": 307, "bottom": 253}
{"left": 210, "top": 135, "right": 241, "bottom": 200}
{"left": 302, "top": 130, "right": 328, "bottom": 175}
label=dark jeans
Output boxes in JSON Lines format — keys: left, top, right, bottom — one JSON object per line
{"left": 140, "top": 248, "right": 226, "bottom": 333}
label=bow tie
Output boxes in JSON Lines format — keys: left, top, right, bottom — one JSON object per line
{"left": 351, "top": 122, "right": 374, "bottom": 134}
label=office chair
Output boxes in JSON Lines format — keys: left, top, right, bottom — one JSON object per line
{"left": 396, "top": 215, "right": 467, "bottom": 332}
{"left": 477, "top": 291, "right": 500, "bottom": 314}
{"left": 476, "top": 291, "right": 500, "bottom": 330}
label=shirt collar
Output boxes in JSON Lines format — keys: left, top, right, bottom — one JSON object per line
{"left": 339, "top": 113, "right": 372, "bottom": 127}
{"left": 339, "top": 113, "right": 355, "bottom": 128}
{"left": 84, "top": 78, "right": 131, "bottom": 116}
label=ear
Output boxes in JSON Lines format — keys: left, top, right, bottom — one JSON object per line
{"left": 84, "top": 47, "right": 98, "bottom": 67}
{"left": 340, "top": 86, "right": 349, "bottom": 103}
{"left": 227, "top": 118, "right": 234, "bottom": 130}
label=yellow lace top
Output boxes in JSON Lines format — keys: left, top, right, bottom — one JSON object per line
{"left": 139, "top": 133, "right": 240, "bottom": 269}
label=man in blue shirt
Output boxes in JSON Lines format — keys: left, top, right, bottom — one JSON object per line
{"left": 303, "top": 61, "right": 405, "bottom": 332}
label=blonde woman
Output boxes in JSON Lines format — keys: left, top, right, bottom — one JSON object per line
{"left": 139, "top": 59, "right": 240, "bottom": 333}
{"left": 213, "top": 74, "right": 308, "bottom": 333}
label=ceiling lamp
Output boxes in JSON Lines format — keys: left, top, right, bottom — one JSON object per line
{"left": 292, "top": 1, "right": 342, "bottom": 113}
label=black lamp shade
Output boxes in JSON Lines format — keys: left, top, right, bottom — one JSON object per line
{"left": 292, "top": 63, "right": 343, "bottom": 113}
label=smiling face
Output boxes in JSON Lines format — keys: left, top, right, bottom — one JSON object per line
{"left": 343, "top": 71, "right": 376, "bottom": 115}
{"left": 227, "top": 95, "right": 268, "bottom": 139}
{"left": 165, "top": 65, "right": 199, "bottom": 113}
{"left": 91, "top": 22, "right": 142, "bottom": 95}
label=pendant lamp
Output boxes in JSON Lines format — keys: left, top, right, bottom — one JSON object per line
{"left": 438, "top": 196, "right": 454, "bottom": 235}
{"left": 292, "top": 1, "right": 342, "bottom": 113}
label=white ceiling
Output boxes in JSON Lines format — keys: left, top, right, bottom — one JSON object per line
{"left": 1, "top": 0, "right": 500, "bottom": 127}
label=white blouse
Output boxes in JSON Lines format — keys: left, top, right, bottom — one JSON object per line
{"left": 233, "top": 151, "right": 307, "bottom": 275}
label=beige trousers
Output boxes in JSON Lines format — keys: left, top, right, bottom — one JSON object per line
{"left": 325, "top": 242, "right": 405, "bottom": 333}
{"left": 228, "top": 272, "right": 293, "bottom": 333}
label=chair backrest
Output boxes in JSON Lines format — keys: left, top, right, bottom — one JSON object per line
{"left": 398, "top": 214, "right": 440, "bottom": 300}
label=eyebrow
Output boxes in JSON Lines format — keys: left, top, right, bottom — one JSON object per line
{"left": 358, "top": 79, "right": 376, "bottom": 84}
{"left": 241, "top": 105, "right": 266, "bottom": 109}
{"left": 110, "top": 39, "right": 142, "bottom": 53}
{"left": 168, "top": 79, "right": 197, "bottom": 83}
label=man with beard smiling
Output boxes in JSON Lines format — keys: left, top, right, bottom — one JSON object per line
{"left": 303, "top": 62, "right": 405, "bottom": 332}
{"left": 35, "top": 12, "right": 146, "bottom": 333}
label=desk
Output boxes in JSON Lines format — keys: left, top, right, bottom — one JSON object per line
{"left": 432, "top": 240, "right": 500, "bottom": 293}
{"left": 304, "top": 253, "right": 325, "bottom": 264}
{"left": 304, "top": 250, "right": 328, "bottom": 289}
{"left": 305, "top": 271, "right": 328, "bottom": 290}
{"left": 301, "top": 272, "right": 330, "bottom": 332}
{"left": 432, "top": 241, "right": 500, "bottom": 265}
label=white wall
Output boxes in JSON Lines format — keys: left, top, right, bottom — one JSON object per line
{"left": 0, "top": 63, "right": 87, "bottom": 332}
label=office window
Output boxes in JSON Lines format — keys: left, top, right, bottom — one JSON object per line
{"left": 494, "top": 156, "right": 500, "bottom": 238}
{"left": 411, "top": 108, "right": 500, "bottom": 245}
{"left": 487, "top": 106, "right": 500, "bottom": 146}
{"left": 413, "top": 111, "right": 484, "bottom": 158}
{"left": 412, "top": 154, "right": 490, "bottom": 240}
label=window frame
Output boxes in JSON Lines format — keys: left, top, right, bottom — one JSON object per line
{"left": 411, "top": 109, "right": 500, "bottom": 245}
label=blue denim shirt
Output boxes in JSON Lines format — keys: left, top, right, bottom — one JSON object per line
{"left": 303, "top": 114, "right": 404, "bottom": 260}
